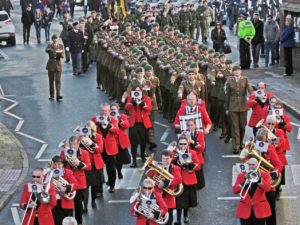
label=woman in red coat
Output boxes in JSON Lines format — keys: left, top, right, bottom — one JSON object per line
{"left": 172, "top": 135, "right": 200, "bottom": 225}
{"left": 186, "top": 118, "right": 206, "bottom": 190}
{"left": 233, "top": 157, "right": 271, "bottom": 225}
{"left": 110, "top": 103, "right": 131, "bottom": 179}
{"left": 131, "top": 179, "right": 168, "bottom": 225}
{"left": 81, "top": 121, "right": 105, "bottom": 211}
{"left": 125, "top": 86, "right": 152, "bottom": 168}
{"left": 20, "top": 168, "right": 57, "bottom": 225}
{"left": 51, "top": 156, "right": 78, "bottom": 225}
{"left": 91, "top": 102, "right": 119, "bottom": 193}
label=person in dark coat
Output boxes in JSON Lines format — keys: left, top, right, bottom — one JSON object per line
{"left": 0, "top": 0, "right": 13, "bottom": 16}
{"left": 280, "top": 17, "right": 295, "bottom": 76}
{"left": 66, "top": 22, "right": 84, "bottom": 75}
{"left": 211, "top": 21, "right": 227, "bottom": 53}
{"left": 251, "top": 12, "right": 264, "bottom": 68}
{"left": 21, "top": 4, "right": 34, "bottom": 44}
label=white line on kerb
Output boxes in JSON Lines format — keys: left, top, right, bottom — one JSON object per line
{"left": 108, "top": 200, "right": 130, "bottom": 203}
{"left": 11, "top": 207, "right": 21, "bottom": 225}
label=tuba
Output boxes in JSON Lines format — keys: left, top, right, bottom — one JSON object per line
{"left": 130, "top": 187, "right": 169, "bottom": 225}
{"left": 143, "top": 155, "right": 183, "bottom": 197}
{"left": 52, "top": 176, "right": 76, "bottom": 200}
{"left": 240, "top": 139, "right": 282, "bottom": 188}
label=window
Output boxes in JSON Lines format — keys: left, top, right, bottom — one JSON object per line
{"left": 0, "top": 14, "right": 9, "bottom": 22}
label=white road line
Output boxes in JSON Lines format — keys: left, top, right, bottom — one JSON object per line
{"left": 222, "top": 155, "right": 240, "bottom": 158}
{"left": 0, "top": 49, "right": 9, "bottom": 60}
{"left": 154, "top": 121, "right": 169, "bottom": 128}
{"left": 279, "top": 196, "right": 298, "bottom": 200}
{"left": 297, "top": 128, "right": 300, "bottom": 141}
{"left": 11, "top": 207, "right": 21, "bottom": 225}
{"left": 264, "top": 71, "right": 282, "bottom": 78}
{"left": 0, "top": 84, "right": 4, "bottom": 96}
{"left": 16, "top": 131, "right": 46, "bottom": 144}
{"left": 108, "top": 200, "right": 130, "bottom": 203}
{"left": 125, "top": 187, "right": 138, "bottom": 190}
{"left": 11, "top": 203, "right": 19, "bottom": 207}
{"left": 160, "top": 127, "right": 170, "bottom": 142}
{"left": 291, "top": 122, "right": 300, "bottom": 127}
{"left": 218, "top": 197, "right": 240, "bottom": 200}
{"left": 3, "top": 111, "right": 23, "bottom": 120}
{"left": 161, "top": 142, "right": 169, "bottom": 146}
{"left": 37, "top": 159, "right": 52, "bottom": 162}
{"left": 15, "top": 119, "right": 24, "bottom": 132}
{"left": 34, "top": 143, "right": 49, "bottom": 159}
{"left": 218, "top": 196, "right": 298, "bottom": 200}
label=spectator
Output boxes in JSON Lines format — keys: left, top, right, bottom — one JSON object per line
{"left": 251, "top": 12, "right": 264, "bottom": 68}
{"left": 0, "top": 0, "right": 13, "bottom": 17}
{"left": 264, "top": 14, "right": 280, "bottom": 67}
{"left": 60, "top": 0, "right": 70, "bottom": 15}
{"left": 62, "top": 217, "right": 77, "bottom": 225}
{"left": 21, "top": 4, "right": 34, "bottom": 44}
{"left": 34, "top": 8, "right": 43, "bottom": 43}
{"left": 69, "top": 0, "right": 75, "bottom": 18}
{"left": 211, "top": 21, "right": 227, "bottom": 53}
{"left": 42, "top": 7, "right": 52, "bottom": 41}
{"left": 280, "top": 18, "right": 295, "bottom": 76}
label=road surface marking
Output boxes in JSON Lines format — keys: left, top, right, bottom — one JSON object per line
{"left": 11, "top": 204, "right": 19, "bottom": 207}
{"left": 291, "top": 165, "right": 300, "bottom": 185}
{"left": 0, "top": 49, "right": 9, "bottom": 60}
{"left": 291, "top": 122, "right": 300, "bottom": 127}
{"left": 16, "top": 131, "right": 46, "bottom": 144}
{"left": 160, "top": 127, "right": 170, "bottom": 142}
{"left": 264, "top": 71, "right": 282, "bottom": 78}
{"left": 11, "top": 207, "right": 21, "bottom": 225}
{"left": 161, "top": 142, "right": 169, "bottom": 146}
{"left": 297, "top": 128, "right": 300, "bottom": 141}
{"left": 222, "top": 155, "right": 240, "bottom": 158}
{"left": 34, "top": 143, "right": 49, "bottom": 159}
{"left": 0, "top": 84, "right": 4, "bottom": 96}
{"left": 108, "top": 200, "right": 130, "bottom": 203}
{"left": 154, "top": 121, "right": 169, "bottom": 128}
{"left": 37, "top": 159, "right": 51, "bottom": 162}
{"left": 218, "top": 197, "right": 240, "bottom": 200}
{"left": 15, "top": 119, "right": 24, "bottom": 132}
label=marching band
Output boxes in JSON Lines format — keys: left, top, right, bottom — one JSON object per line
{"left": 19, "top": 8, "right": 294, "bottom": 225}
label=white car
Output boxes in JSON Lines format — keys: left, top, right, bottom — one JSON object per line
{"left": 0, "top": 10, "right": 16, "bottom": 46}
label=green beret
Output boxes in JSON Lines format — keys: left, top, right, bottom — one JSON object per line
{"left": 168, "top": 48, "right": 175, "bottom": 54}
{"left": 178, "top": 33, "right": 184, "bottom": 38}
{"left": 181, "top": 56, "right": 188, "bottom": 61}
{"left": 144, "top": 64, "right": 153, "bottom": 71}
{"left": 167, "top": 27, "right": 174, "bottom": 32}
{"left": 135, "top": 67, "right": 145, "bottom": 73}
{"left": 150, "top": 36, "right": 156, "bottom": 41}
{"left": 162, "top": 45, "right": 169, "bottom": 51}
{"left": 132, "top": 48, "right": 139, "bottom": 53}
{"left": 174, "top": 30, "right": 180, "bottom": 35}
{"left": 189, "top": 62, "right": 198, "bottom": 69}
{"left": 176, "top": 53, "right": 184, "bottom": 59}
{"left": 219, "top": 53, "right": 225, "bottom": 57}
{"left": 208, "top": 49, "right": 215, "bottom": 54}
{"left": 140, "top": 29, "right": 146, "bottom": 34}
{"left": 125, "top": 22, "right": 132, "bottom": 27}
{"left": 163, "top": 25, "right": 169, "bottom": 31}
{"left": 186, "top": 61, "right": 192, "bottom": 67}
{"left": 156, "top": 37, "right": 163, "bottom": 42}
{"left": 225, "top": 59, "right": 233, "bottom": 64}
{"left": 111, "top": 31, "right": 117, "bottom": 37}
{"left": 202, "top": 46, "right": 208, "bottom": 50}
{"left": 183, "top": 35, "right": 188, "bottom": 39}
{"left": 187, "top": 68, "right": 195, "bottom": 74}
{"left": 141, "top": 61, "right": 148, "bottom": 67}
{"left": 133, "top": 27, "right": 140, "bottom": 32}
{"left": 137, "top": 50, "right": 143, "bottom": 54}
{"left": 191, "top": 40, "right": 198, "bottom": 45}
{"left": 232, "top": 65, "right": 241, "bottom": 71}
{"left": 118, "top": 36, "right": 126, "bottom": 41}
{"left": 158, "top": 41, "right": 165, "bottom": 46}
{"left": 214, "top": 52, "right": 220, "bottom": 58}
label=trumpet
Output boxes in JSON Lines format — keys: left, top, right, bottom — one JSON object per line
{"left": 256, "top": 119, "right": 278, "bottom": 143}
{"left": 143, "top": 155, "right": 183, "bottom": 197}
{"left": 166, "top": 141, "right": 178, "bottom": 152}
{"left": 240, "top": 159, "right": 262, "bottom": 199}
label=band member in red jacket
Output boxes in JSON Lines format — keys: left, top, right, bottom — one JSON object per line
{"left": 51, "top": 156, "right": 78, "bottom": 225}
{"left": 186, "top": 118, "right": 206, "bottom": 190}
{"left": 60, "top": 136, "right": 91, "bottom": 225}
{"left": 172, "top": 135, "right": 200, "bottom": 225}
{"left": 131, "top": 179, "right": 168, "bottom": 225}
{"left": 247, "top": 82, "right": 274, "bottom": 136}
{"left": 20, "top": 168, "right": 57, "bottom": 225}
{"left": 233, "top": 158, "right": 271, "bottom": 225}
{"left": 261, "top": 96, "right": 279, "bottom": 119}
{"left": 174, "top": 91, "right": 212, "bottom": 135}
{"left": 92, "top": 103, "right": 119, "bottom": 192}
{"left": 125, "top": 85, "right": 152, "bottom": 168}
{"left": 147, "top": 150, "right": 182, "bottom": 225}
{"left": 81, "top": 121, "right": 105, "bottom": 211}
{"left": 110, "top": 103, "right": 131, "bottom": 179}
{"left": 255, "top": 128, "right": 283, "bottom": 225}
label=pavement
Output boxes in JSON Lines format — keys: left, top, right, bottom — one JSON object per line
{"left": 0, "top": 122, "right": 28, "bottom": 211}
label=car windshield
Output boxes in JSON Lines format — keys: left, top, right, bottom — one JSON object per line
{"left": 0, "top": 14, "right": 9, "bottom": 22}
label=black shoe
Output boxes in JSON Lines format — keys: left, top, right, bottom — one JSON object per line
{"left": 174, "top": 222, "right": 182, "bottom": 225}
{"left": 118, "top": 172, "right": 123, "bottom": 179}
{"left": 149, "top": 143, "right": 157, "bottom": 150}
{"left": 78, "top": 72, "right": 81, "bottom": 75}
{"left": 96, "top": 86, "right": 100, "bottom": 89}
{"left": 253, "top": 64, "right": 259, "bottom": 68}
{"left": 213, "top": 126, "right": 218, "bottom": 131}
{"left": 49, "top": 97, "right": 54, "bottom": 100}
{"left": 37, "top": 40, "right": 41, "bottom": 43}
{"left": 96, "top": 192, "right": 103, "bottom": 198}
{"left": 283, "top": 73, "right": 292, "bottom": 76}
{"left": 27, "top": 41, "right": 29, "bottom": 44}
{"left": 270, "top": 62, "right": 275, "bottom": 66}
{"left": 184, "top": 216, "right": 189, "bottom": 223}
{"left": 108, "top": 187, "right": 115, "bottom": 193}
{"left": 130, "top": 163, "right": 137, "bottom": 168}
{"left": 56, "top": 96, "right": 63, "bottom": 101}
{"left": 233, "top": 149, "right": 239, "bottom": 154}
{"left": 260, "top": 54, "right": 265, "bottom": 58}
{"left": 82, "top": 205, "right": 88, "bottom": 213}
{"left": 65, "top": 60, "right": 70, "bottom": 63}
{"left": 224, "top": 137, "right": 230, "bottom": 143}
{"left": 219, "top": 135, "right": 226, "bottom": 139}
{"left": 92, "top": 202, "right": 97, "bottom": 208}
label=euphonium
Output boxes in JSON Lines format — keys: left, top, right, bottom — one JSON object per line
{"left": 80, "top": 136, "right": 95, "bottom": 154}
{"left": 256, "top": 119, "right": 278, "bottom": 142}
{"left": 52, "top": 176, "right": 76, "bottom": 200}
{"left": 65, "top": 155, "right": 79, "bottom": 170}
{"left": 143, "top": 155, "right": 183, "bottom": 197}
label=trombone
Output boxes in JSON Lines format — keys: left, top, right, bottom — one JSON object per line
{"left": 20, "top": 191, "right": 38, "bottom": 225}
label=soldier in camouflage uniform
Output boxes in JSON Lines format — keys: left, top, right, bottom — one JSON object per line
{"left": 189, "top": 4, "right": 197, "bottom": 40}
{"left": 123, "top": 8, "right": 136, "bottom": 26}
{"left": 179, "top": 5, "right": 191, "bottom": 37}
{"left": 170, "top": 7, "right": 180, "bottom": 30}
{"left": 178, "top": 69, "right": 203, "bottom": 101}
{"left": 196, "top": 0, "right": 213, "bottom": 43}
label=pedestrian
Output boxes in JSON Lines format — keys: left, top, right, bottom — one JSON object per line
{"left": 280, "top": 17, "right": 295, "bottom": 76}
{"left": 211, "top": 21, "right": 227, "bottom": 53}
{"left": 69, "top": 0, "right": 75, "bottom": 18}
{"left": 0, "top": 0, "right": 13, "bottom": 17}
{"left": 45, "top": 34, "right": 64, "bottom": 101}
{"left": 225, "top": 65, "right": 253, "bottom": 154}
{"left": 42, "top": 7, "right": 53, "bottom": 42}
{"left": 34, "top": 8, "right": 43, "bottom": 43}
{"left": 264, "top": 14, "right": 280, "bottom": 67}
{"left": 21, "top": 4, "right": 34, "bottom": 44}
{"left": 237, "top": 13, "right": 255, "bottom": 70}
{"left": 67, "top": 22, "right": 84, "bottom": 76}
{"left": 251, "top": 12, "right": 264, "bottom": 68}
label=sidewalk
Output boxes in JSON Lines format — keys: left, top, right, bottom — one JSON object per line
{"left": 244, "top": 65, "right": 300, "bottom": 118}
{"left": 0, "top": 122, "right": 28, "bottom": 211}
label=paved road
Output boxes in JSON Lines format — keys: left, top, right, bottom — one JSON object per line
{"left": 0, "top": 2, "right": 300, "bottom": 225}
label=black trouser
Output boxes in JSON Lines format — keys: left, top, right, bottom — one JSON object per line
{"left": 240, "top": 209, "right": 265, "bottom": 225}
{"left": 70, "top": 4, "right": 75, "bottom": 17}
{"left": 240, "top": 39, "right": 251, "bottom": 69}
{"left": 166, "top": 209, "right": 174, "bottom": 225}
{"left": 131, "top": 144, "right": 146, "bottom": 164}
{"left": 52, "top": 200, "right": 73, "bottom": 225}
{"left": 82, "top": 51, "right": 88, "bottom": 72}
{"left": 284, "top": 47, "right": 293, "bottom": 75}
{"left": 266, "top": 191, "right": 276, "bottom": 225}
{"left": 62, "top": 39, "right": 70, "bottom": 62}
{"left": 252, "top": 126, "right": 258, "bottom": 137}
{"left": 74, "top": 189, "right": 84, "bottom": 224}
{"left": 102, "top": 151, "right": 116, "bottom": 188}
{"left": 83, "top": 185, "right": 98, "bottom": 206}
{"left": 176, "top": 208, "right": 188, "bottom": 222}
{"left": 23, "top": 25, "right": 31, "bottom": 42}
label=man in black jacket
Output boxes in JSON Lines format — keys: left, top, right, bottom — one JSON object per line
{"left": 21, "top": 4, "right": 34, "bottom": 44}
{"left": 251, "top": 13, "right": 264, "bottom": 68}
{"left": 66, "top": 22, "right": 84, "bottom": 75}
